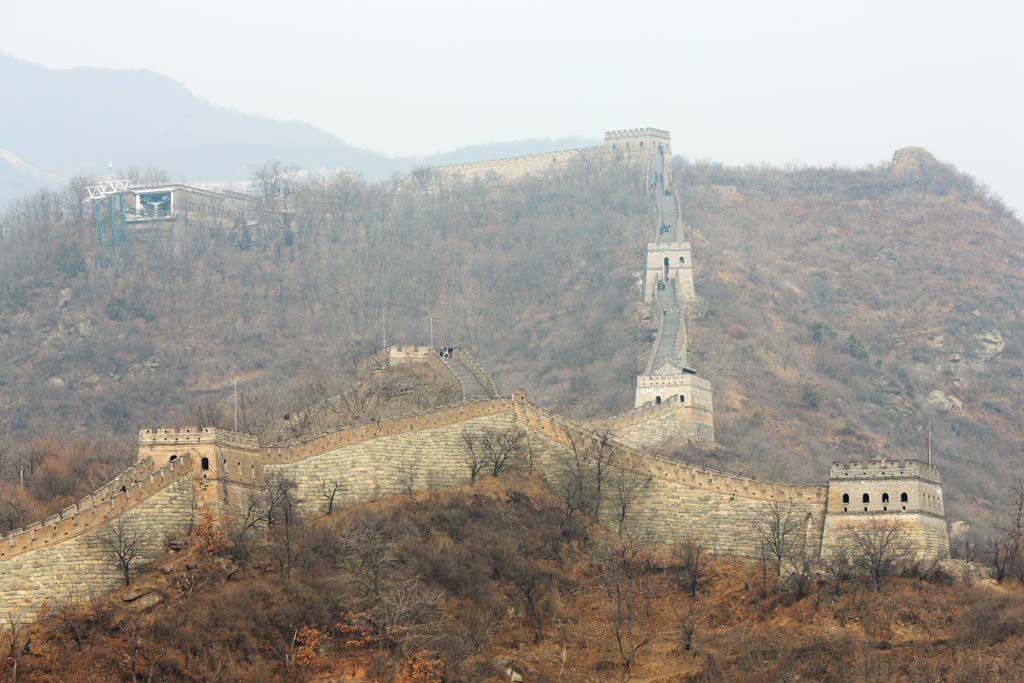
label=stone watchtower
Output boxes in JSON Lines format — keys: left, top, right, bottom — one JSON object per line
{"left": 821, "top": 458, "right": 950, "bottom": 560}
{"left": 137, "top": 427, "right": 262, "bottom": 512}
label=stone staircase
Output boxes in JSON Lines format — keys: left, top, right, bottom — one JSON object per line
{"left": 441, "top": 349, "right": 499, "bottom": 400}
{"left": 646, "top": 149, "right": 687, "bottom": 371}
{"left": 651, "top": 152, "right": 678, "bottom": 242}
{"left": 648, "top": 279, "right": 684, "bottom": 372}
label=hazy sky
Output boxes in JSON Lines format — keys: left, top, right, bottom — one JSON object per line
{"left": 5, "top": 0, "right": 1023, "bottom": 210}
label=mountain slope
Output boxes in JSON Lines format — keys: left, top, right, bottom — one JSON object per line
{"left": 0, "top": 149, "right": 1020, "bottom": 532}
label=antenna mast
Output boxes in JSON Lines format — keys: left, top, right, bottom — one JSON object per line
{"left": 927, "top": 419, "right": 932, "bottom": 467}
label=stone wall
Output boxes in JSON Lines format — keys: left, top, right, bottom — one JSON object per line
{"left": 608, "top": 403, "right": 715, "bottom": 450}
{"left": 0, "top": 474, "right": 195, "bottom": 623}
{"left": 820, "top": 512, "right": 949, "bottom": 561}
{"left": 432, "top": 148, "right": 599, "bottom": 182}
{"left": 0, "top": 394, "right": 952, "bottom": 623}
{"left": 260, "top": 397, "right": 824, "bottom": 558}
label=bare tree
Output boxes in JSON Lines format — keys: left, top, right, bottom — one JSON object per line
{"left": 595, "top": 536, "right": 655, "bottom": 683}
{"left": 374, "top": 576, "right": 445, "bottom": 658}
{"left": 676, "top": 601, "right": 698, "bottom": 653}
{"left": 611, "top": 462, "right": 652, "bottom": 535}
{"left": 5, "top": 616, "right": 31, "bottom": 683}
{"left": 238, "top": 473, "right": 302, "bottom": 578}
{"left": 846, "top": 517, "right": 911, "bottom": 590}
{"left": 750, "top": 501, "right": 804, "bottom": 588}
{"left": 398, "top": 460, "right": 418, "bottom": 498}
{"left": 338, "top": 517, "right": 399, "bottom": 600}
{"left": 94, "top": 518, "right": 151, "bottom": 586}
{"left": 318, "top": 477, "right": 344, "bottom": 515}
{"left": 461, "top": 430, "right": 488, "bottom": 484}
{"left": 989, "top": 478, "right": 1024, "bottom": 583}
{"left": 674, "top": 536, "right": 708, "bottom": 598}
{"left": 462, "top": 427, "right": 526, "bottom": 479}
{"left": 190, "top": 396, "right": 227, "bottom": 429}
{"left": 556, "top": 430, "right": 626, "bottom": 530}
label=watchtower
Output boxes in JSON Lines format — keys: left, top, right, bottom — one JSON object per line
{"left": 137, "top": 427, "right": 262, "bottom": 510}
{"left": 821, "top": 458, "right": 950, "bottom": 560}
{"left": 604, "top": 127, "right": 672, "bottom": 156}
{"left": 643, "top": 241, "right": 695, "bottom": 304}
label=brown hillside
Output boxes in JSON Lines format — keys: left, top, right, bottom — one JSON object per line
{"left": 0, "top": 153, "right": 1020, "bottom": 531}
{"left": 4, "top": 476, "right": 1023, "bottom": 683}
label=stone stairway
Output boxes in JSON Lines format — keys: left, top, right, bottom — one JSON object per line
{"left": 651, "top": 152, "right": 678, "bottom": 242}
{"left": 441, "top": 349, "right": 498, "bottom": 400}
{"left": 648, "top": 279, "right": 686, "bottom": 372}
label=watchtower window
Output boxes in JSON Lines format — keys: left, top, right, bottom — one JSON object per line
{"left": 900, "top": 492, "right": 908, "bottom": 502}
{"left": 862, "top": 493, "right": 870, "bottom": 503}
{"left": 842, "top": 493, "right": 849, "bottom": 504}
{"left": 679, "top": 394, "right": 685, "bottom": 403}
{"left": 655, "top": 396, "right": 662, "bottom": 404}
{"left": 882, "top": 493, "right": 890, "bottom": 503}
{"left": 679, "top": 256, "right": 685, "bottom": 264}
{"left": 201, "top": 457, "right": 210, "bottom": 471}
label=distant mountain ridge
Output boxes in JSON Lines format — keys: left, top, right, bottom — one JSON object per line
{"left": 0, "top": 54, "right": 591, "bottom": 205}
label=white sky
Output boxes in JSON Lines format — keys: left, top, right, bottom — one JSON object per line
{"left": 5, "top": 0, "right": 1023, "bottom": 210}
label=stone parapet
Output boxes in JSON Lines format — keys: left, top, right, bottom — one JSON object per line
{"left": 0, "top": 455, "right": 192, "bottom": 561}
{"left": 138, "top": 427, "right": 260, "bottom": 452}
{"left": 830, "top": 459, "right": 941, "bottom": 484}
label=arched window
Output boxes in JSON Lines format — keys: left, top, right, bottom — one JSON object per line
{"left": 842, "top": 493, "right": 849, "bottom": 503}
{"left": 169, "top": 454, "right": 177, "bottom": 462}
{"left": 679, "top": 394, "right": 685, "bottom": 403}
{"left": 862, "top": 493, "right": 870, "bottom": 503}
{"left": 882, "top": 493, "right": 890, "bottom": 503}
{"left": 655, "top": 396, "right": 662, "bottom": 404}
{"left": 679, "top": 256, "right": 685, "bottom": 264}
{"left": 201, "top": 457, "right": 210, "bottom": 471}
{"left": 900, "top": 492, "right": 908, "bottom": 502}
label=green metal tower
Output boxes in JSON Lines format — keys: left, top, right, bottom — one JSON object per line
{"left": 87, "top": 179, "right": 131, "bottom": 247}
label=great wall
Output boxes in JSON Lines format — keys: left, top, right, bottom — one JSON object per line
{"left": 0, "top": 128, "right": 950, "bottom": 622}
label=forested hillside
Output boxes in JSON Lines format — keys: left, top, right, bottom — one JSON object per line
{"left": 0, "top": 149, "right": 1020, "bottom": 531}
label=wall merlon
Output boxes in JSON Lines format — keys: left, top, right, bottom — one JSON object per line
{"left": 830, "top": 459, "right": 941, "bottom": 482}
{"left": 604, "top": 128, "right": 671, "bottom": 141}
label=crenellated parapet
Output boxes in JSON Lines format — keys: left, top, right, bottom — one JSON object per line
{"left": 0, "top": 454, "right": 192, "bottom": 561}
{"left": 830, "top": 459, "right": 941, "bottom": 484}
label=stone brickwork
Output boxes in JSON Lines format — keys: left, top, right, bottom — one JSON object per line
{"left": 605, "top": 400, "right": 714, "bottom": 451}
{"left": 433, "top": 148, "right": 599, "bottom": 182}
{"left": 821, "top": 459, "right": 950, "bottom": 560}
{"left": 0, "top": 475, "right": 195, "bottom": 622}
{"left": 0, "top": 394, "right": 949, "bottom": 623}
{"left": 431, "top": 127, "right": 667, "bottom": 182}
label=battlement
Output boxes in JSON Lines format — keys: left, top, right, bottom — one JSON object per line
{"left": 830, "top": 459, "right": 941, "bottom": 483}
{"left": 604, "top": 128, "right": 671, "bottom": 142}
{"left": 386, "top": 344, "right": 433, "bottom": 364}
{"left": 138, "top": 426, "right": 260, "bottom": 451}
{"left": 0, "top": 455, "right": 191, "bottom": 559}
